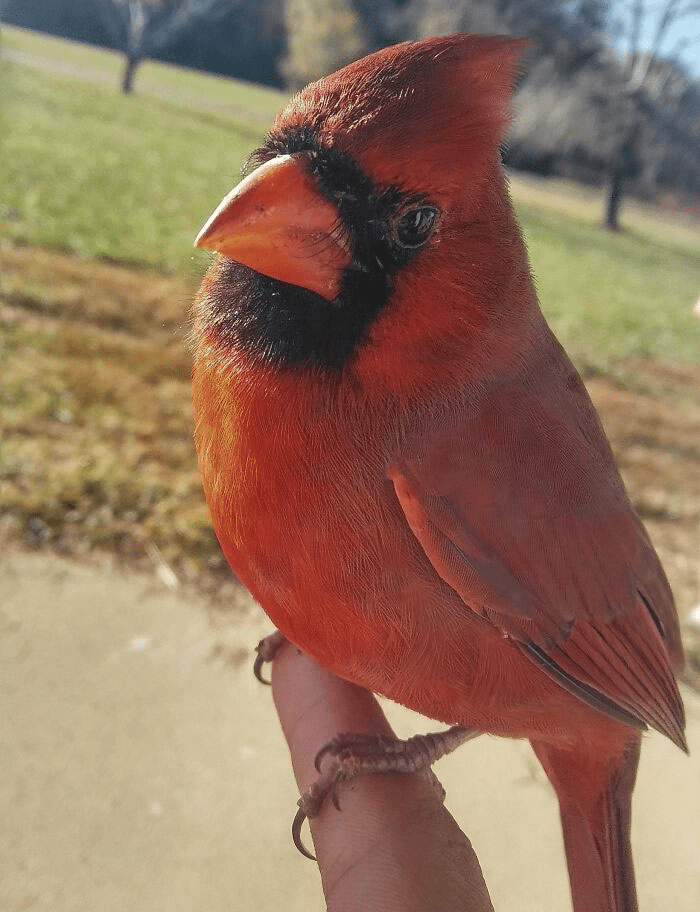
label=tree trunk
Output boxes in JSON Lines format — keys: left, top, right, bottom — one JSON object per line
{"left": 603, "top": 166, "right": 625, "bottom": 231}
{"left": 121, "top": 54, "right": 139, "bottom": 94}
{"left": 603, "top": 119, "right": 642, "bottom": 233}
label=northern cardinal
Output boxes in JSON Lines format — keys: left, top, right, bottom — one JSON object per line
{"left": 192, "top": 34, "right": 686, "bottom": 912}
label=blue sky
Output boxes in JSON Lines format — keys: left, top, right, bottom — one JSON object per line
{"left": 657, "top": 14, "right": 700, "bottom": 75}
{"left": 613, "top": 3, "right": 700, "bottom": 77}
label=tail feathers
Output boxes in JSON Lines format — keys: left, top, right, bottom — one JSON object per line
{"left": 558, "top": 787, "right": 638, "bottom": 912}
{"left": 532, "top": 737, "right": 641, "bottom": 912}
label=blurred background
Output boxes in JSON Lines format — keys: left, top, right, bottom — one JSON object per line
{"left": 1, "top": 2, "right": 699, "bottom": 910}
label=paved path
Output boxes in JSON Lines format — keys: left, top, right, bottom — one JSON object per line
{"left": 1, "top": 550, "right": 699, "bottom": 911}
{"left": 0, "top": 47, "right": 274, "bottom": 124}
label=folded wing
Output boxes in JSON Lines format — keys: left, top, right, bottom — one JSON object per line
{"left": 389, "top": 345, "right": 685, "bottom": 749}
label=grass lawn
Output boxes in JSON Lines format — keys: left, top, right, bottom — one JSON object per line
{"left": 1, "top": 27, "right": 699, "bottom": 629}
{"left": 0, "top": 61, "right": 263, "bottom": 273}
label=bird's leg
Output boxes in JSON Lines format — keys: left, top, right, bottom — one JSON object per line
{"left": 253, "top": 630, "right": 287, "bottom": 684}
{"left": 293, "top": 725, "right": 479, "bottom": 859}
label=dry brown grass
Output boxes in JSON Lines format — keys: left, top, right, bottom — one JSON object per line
{"left": 0, "top": 244, "right": 230, "bottom": 595}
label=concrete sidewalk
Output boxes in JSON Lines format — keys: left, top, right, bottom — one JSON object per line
{"left": 1, "top": 551, "right": 698, "bottom": 911}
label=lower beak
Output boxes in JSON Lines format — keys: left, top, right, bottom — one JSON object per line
{"left": 194, "top": 154, "right": 349, "bottom": 301}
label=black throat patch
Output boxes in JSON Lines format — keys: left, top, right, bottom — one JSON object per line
{"left": 201, "top": 258, "right": 389, "bottom": 370}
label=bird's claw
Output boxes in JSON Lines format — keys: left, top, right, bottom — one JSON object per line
{"left": 292, "top": 746, "right": 355, "bottom": 860}
{"left": 292, "top": 806, "right": 316, "bottom": 860}
{"left": 291, "top": 726, "right": 478, "bottom": 860}
{"left": 253, "top": 630, "right": 287, "bottom": 684}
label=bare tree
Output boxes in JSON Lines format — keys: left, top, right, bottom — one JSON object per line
{"left": 600, "top": 0, "right": 700, "bottom": 228}
{"left": 96, "top": 0, "right": 241, "bottom": 93}
{"left": 408, "top": 0, "right": 603, "bottom": 41}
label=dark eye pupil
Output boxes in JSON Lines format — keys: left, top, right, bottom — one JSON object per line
{"left": 396, "top": 207, "right": 436, "bottom": 249}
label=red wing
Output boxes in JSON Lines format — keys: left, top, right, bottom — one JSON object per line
{"left": 388, "top": 363, "right": 685, "bottom": 750}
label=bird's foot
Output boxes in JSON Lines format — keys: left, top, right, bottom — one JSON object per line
{"left": 293, "top": 725, "right": 478, "bottom": 859}
{"left": 253, "top": 630, "right": 287, "bottom": 684}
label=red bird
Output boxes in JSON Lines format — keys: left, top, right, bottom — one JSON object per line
{"left": 191, "top": 34, "right": 685, "bottom": 912}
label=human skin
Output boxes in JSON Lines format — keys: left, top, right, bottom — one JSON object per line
{"left": 271, "top": 640, "right": 494, "bottom": 912}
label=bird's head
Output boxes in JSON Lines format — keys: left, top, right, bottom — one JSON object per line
{"left": 194, "top": 34, "right": 533, "bottom": 385}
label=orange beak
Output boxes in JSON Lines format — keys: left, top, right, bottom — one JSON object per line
{"left": 194, "top": 154, "right": 350, "bottom": 301}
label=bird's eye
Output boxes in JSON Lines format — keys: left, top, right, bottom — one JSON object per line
{"left": 395, "top": 206, "right": 438, "bottom": 249}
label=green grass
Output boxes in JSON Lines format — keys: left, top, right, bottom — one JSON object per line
{"left": 519, "top": 205, "right": 700, "bottom": 372}
{"left": 0, "top": 62, "right": 269, "bottom": 273}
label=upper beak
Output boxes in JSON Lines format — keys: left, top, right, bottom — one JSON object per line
{"left": 194, "top": 154, "right": 350, "bottom": 301}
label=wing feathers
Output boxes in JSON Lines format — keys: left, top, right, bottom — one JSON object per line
{"left": 537, "top": 610, "right": 686, "bottom": 750}
{"left": 522, "top": 643, "right": 647, "bottom": 732}
{"left": 389, "top": 461, "right": 686, "bottom": 747}
{"left": 388, "top": 464, "right": 535, "bottom": 620}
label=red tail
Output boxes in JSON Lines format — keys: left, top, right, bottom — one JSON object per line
{"left": 532, "top": 737, "right": 641, "bottom": 912}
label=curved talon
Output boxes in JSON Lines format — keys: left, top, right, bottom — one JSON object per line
{"left": 253, "top": 650, "right": 271, "bottom": 684}
{"left": 314, "top": 740, "right": 335, "bottom": 773}
{"left": 292, "top": 807, "right": 316, "bottom": 861}
{"left": 330, "top": 778, "right": 342, "bottom": 811}
{"left": 253, "top": 631, "right": 287, "bottom": 684}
